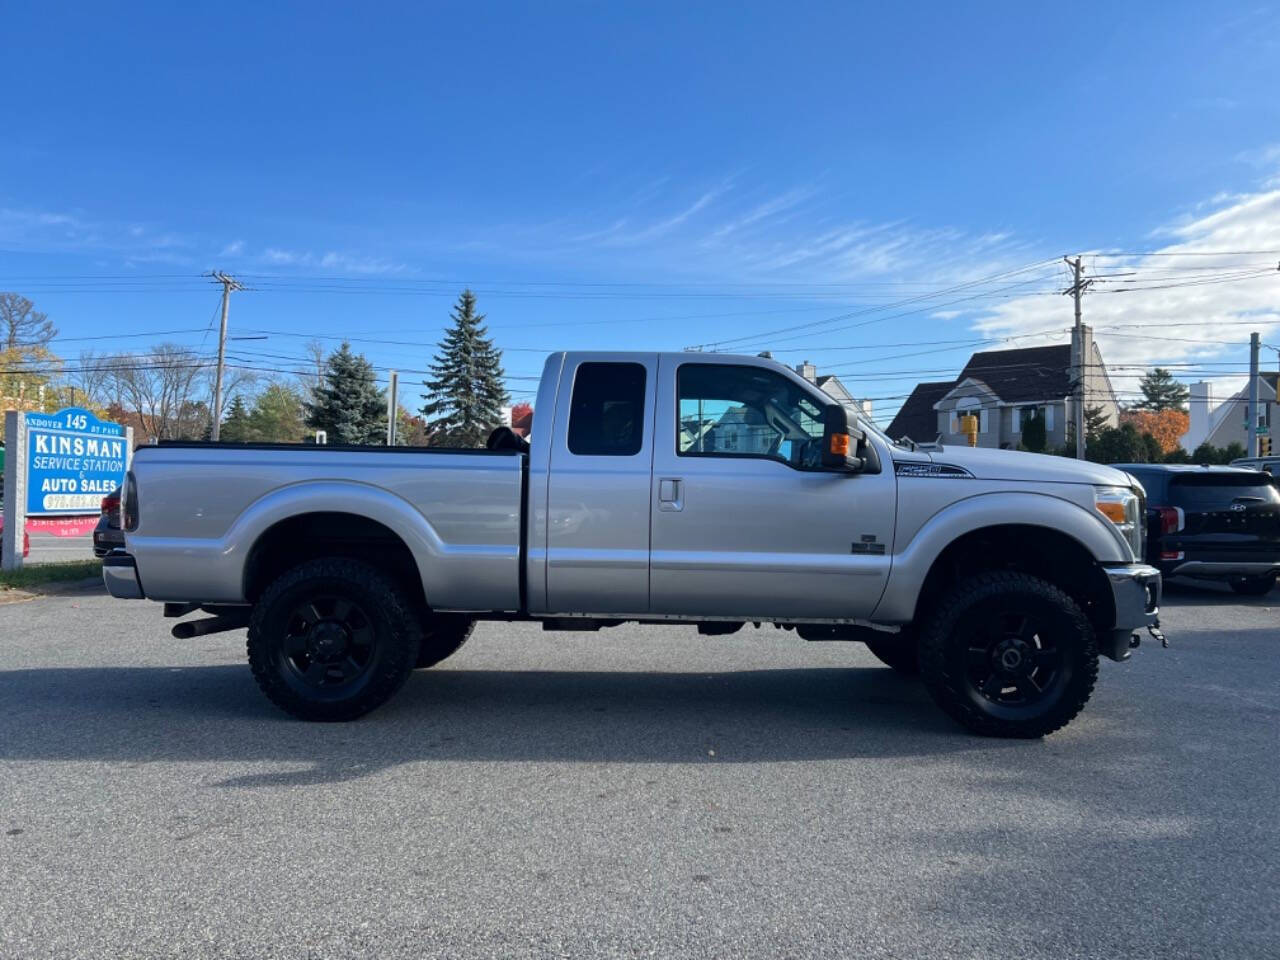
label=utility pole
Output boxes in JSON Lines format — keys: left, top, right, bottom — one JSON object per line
{"left": 386, "top": 370, "right": 399, "bottom": 446}
{"left": 1063, "top": 257, "right": 1092, "bottom": 459}
{"left": 208, "top": 271, "right": 243, "bottom": 441}
{"left": 1248, "top": 331, "right": 1260, "bottom": 457}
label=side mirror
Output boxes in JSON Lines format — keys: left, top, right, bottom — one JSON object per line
{"left": 821, "top": 405, "right": 867, "bottom": 472}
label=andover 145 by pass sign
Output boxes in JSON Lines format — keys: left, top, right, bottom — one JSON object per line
{"left": 25, "top": 407, "right": 128, "bottom": 516}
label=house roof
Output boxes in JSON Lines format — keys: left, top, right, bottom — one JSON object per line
{"left": 957, "top": 344, "right": 1072, "bottom": 403}
{"left": 886, "top": 380, "right": 953, "bottom": 441}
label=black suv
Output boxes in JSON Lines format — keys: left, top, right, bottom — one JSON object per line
{"left": 1119, "top": 464, "right": 1280, "bottom": 595}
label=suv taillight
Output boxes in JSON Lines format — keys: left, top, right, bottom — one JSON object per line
{"left": 1158, "top": 506, "right": 1184, "bottom": 535}
{"left": 123, "top": 472, "right": 139, "bottom": 531}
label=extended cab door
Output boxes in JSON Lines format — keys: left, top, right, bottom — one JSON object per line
{"left": 543, "top": 354, "right": 658, "bottom": 614}
{"left": 648, "top": 355, "right": 896, "bottom": 620}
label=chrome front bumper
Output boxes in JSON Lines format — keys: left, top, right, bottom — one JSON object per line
{"left": 102, "top": 551, "right": 145, "bottom": 599}
{"left": 1103, "top": 563, "right": 1161, "bottom": 661}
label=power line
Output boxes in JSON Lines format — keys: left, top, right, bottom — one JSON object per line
{"left": 686, "top": 258, "right": 1062, "bottom": 350}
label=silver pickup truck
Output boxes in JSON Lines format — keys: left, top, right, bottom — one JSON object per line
{"left": 104, "top": 350, "right": 1161, "bottom": 737}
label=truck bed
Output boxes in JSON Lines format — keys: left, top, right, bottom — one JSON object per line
{"left": 126, "top": 443, "right": 526, "bottom": 609}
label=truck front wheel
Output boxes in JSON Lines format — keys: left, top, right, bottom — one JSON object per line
{"left": 918, "top": 571, "right": 1098, "bottom": 738}
{"left": 247, "top": 558, "right": 420, "bottom": 721}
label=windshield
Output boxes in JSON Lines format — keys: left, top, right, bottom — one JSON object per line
{"left": 856, "top": 413, "right": 902, "bottom": 448}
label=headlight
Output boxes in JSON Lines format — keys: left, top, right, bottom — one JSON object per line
{"left": 1095, "top": 485, "right": 1143, "bottom": 559}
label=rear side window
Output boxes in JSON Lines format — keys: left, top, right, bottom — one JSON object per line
{"left": 1125, "top": 469, "right": 1166, "bottom": 502}
{"left": 1171, "top": 473, "right": 1280, "bottom": 509}
{"left": 567, "top": 362, "right": 647, "bottom": 456}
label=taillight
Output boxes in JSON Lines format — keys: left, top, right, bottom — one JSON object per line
{"left": 101, "top": 492, "right": 120, "bottom": 516}
{"left": 123, "top": 472, "right": 139, "bottom": 531}
{"left": 1158, "top": 506, "right": 1184, "bottom": 535}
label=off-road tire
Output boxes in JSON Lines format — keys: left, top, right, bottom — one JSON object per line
{"left": 415, "top": 614, "right": 476, "bottom": 669}
{"left": 918, "top": 571, "right": 1098, "bottom": 738}
{"left": 865, "top": 632, "right": 920, "bottom": 675}
{"left": 247, "top": 558, "right": 420, "bottom": 721}
{"left": 1228, "top": 573, "right": 1275, "bottom": 596}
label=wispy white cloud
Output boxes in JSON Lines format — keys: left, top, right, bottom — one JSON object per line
{"left": 258, "top": 246, "right": 408, "bottom": 274}
{"left": 486, "top": 176, "right": 1029, "bottom": 286}
{"left": 591, "top": 186, "right": 731, "bottom": 248}
{"left": 0, "top": 206, "right": 194, "bottom": 263}
{"left": 219, "top": 239, "right": 244, "bottom": 257}
{"left": 709, "top": 187, "right": 815, "bottom": 240}
{"left": 971, "top": 176, "right": 1280, "bottom": 401}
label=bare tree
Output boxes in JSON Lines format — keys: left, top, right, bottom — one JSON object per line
{"left": 66, "top": 349, "right": 114, "bottom": 408}
{"left": 297, "top": 338, "right": 327, "bottom": 404}
{"left": 0, "top": 292, "right": 57, "bottom": 350}
{"left": 106, "top": 344, "right": 211, "bottom": 441}
{"left": 0, "top": 294, "right": 60, "bottom": 437}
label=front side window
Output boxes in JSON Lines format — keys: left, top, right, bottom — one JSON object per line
{"left": 677, "top": 363, "right": 827, "bottom": 469}
{"left": 567, "top": 362, "right": 646, "bottom": 456}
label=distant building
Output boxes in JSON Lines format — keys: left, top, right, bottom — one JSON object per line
{"left": 1184, "top": 375, "right": 1278, "bottom": 452}
{"left": 792, "top": 361, "right": 873, "bottom": 421}
{"left": 886, "top": 328, "right": 1119, "bottom": 448}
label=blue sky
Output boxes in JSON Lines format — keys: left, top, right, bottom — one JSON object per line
{"left": 3, "top": 1, "right": 1279, "bottom": 418}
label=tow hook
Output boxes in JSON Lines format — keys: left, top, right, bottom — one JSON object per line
{"left": 1148, "top": 618, "right": 1168, "bottom": 648}
{"left": 1130, "top": 618, "right": 1168, "bottom": 650}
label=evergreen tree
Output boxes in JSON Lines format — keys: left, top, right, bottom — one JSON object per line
{"left": 1135, "top": 368, "right": 1190, "bottom": 411}
{"left": 421, "top": 290, "right": 509, "bottom": 447}
{"left": 1021, "top": 411, "right": 1047, "bottom": 452}
{"left": 219, "top": 395, "right": 256, "bottom": 442}
{"left": 1088, "top": 423, "right": 1146, "bottom": 463}
{"left": 1084, "top": 404, "right": 1110, "bottom": 441}
{"left": 1222, "top": 441, "right": 1247, "bottom": 462}
{"left": 305, "top": 342, "right": 386, "bottom": 444}
{"left": 1191, "top": 441, "right": 1222, "bottom": 464}
{"left": 251, "top": 382, "right": 307, "bottom": 443}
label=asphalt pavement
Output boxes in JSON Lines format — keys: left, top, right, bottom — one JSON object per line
{"left": 0, "top": 580, "right": 1276, "bottom": 959}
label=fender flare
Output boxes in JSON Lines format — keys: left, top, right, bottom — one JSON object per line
{"left": 231, "top": 480, "right": 447, "bottom": 597}
{"left": 871, "top": 490, "right": 1129, "bottom": 623}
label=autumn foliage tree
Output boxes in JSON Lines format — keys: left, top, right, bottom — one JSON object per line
{"left": 510, "top": 402, "right": 533, "bottom": 437}
{"left": 1121, "top": 408, "right": 1190, "bottom": 454}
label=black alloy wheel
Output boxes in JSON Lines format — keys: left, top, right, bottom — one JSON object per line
{"left": 964, "top": 610, "right": 1065, "bottom": 710}
{"left": 247, "top": 558, "right": 420, "bottom": 721}
{"left": 280, "top": 595, "right": 378, "bottom": 693}
{"left": 919, "top": 571, "right": 1098, "bottom": 738}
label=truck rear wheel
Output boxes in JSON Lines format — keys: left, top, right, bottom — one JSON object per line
{"left": 415, "top": 614, "right": 475, "bottom": 668}
{"left": 247, "top": 558, "right": 420, "bottom": 721}
{"left": 918, "top": 571, "right": 1098, "bottom": 738}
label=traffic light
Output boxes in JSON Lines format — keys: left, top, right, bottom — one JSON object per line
{"left": 1261, "top": 436, "right": 1272, "bottom": 457}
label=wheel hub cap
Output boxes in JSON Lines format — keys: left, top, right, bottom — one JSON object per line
{"left": 307, "top": 621, "right": 349, "bottom": 662}
{"left": 993, "top": 637, "right": 1032, "bottom": 676}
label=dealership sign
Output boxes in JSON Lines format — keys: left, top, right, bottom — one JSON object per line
{"left": 25, "top": 407, "right": 128, "bottom": 516}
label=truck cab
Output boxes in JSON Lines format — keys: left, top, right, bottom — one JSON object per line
{"left": 527, "top": 351, "right": 895, "bottom": 620}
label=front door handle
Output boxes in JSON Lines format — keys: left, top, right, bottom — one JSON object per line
{"left": 658, "top": 477, "right": 684, "bottom": 512}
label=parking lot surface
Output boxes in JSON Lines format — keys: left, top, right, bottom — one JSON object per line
{"left": 1, "top": 582, "right": 1277, "bottom": 959}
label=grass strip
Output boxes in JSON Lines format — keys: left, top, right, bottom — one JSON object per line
{"left": 0, "top": 559, "right": 102, "bottom": 591}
